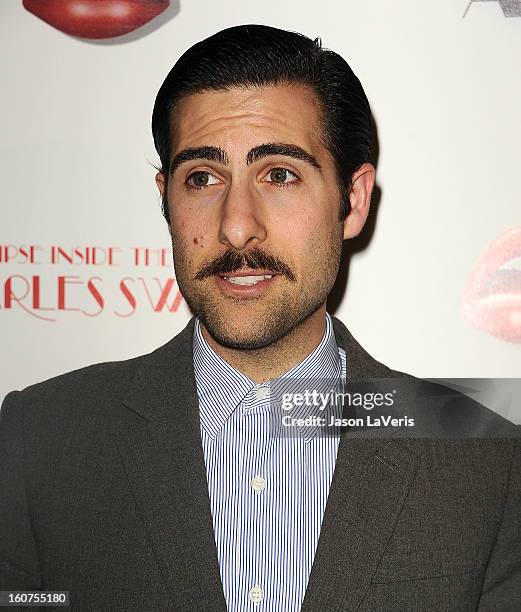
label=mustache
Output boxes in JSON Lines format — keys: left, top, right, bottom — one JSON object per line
{"left": 194, "top": 247, "right": 296, "bottom": 282}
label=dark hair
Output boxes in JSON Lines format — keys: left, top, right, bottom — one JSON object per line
{"left": 152, "top": 24, "right": 374, "bottom": 223}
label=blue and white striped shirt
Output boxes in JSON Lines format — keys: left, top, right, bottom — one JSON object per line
{"left": 193, "top": 313, "right": 346, "bottom": 612}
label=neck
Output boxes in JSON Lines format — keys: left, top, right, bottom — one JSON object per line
{"left": 201, "top": 305, "right": 328, "bottom": 383}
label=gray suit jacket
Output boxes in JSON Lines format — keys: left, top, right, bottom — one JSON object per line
{"left": 1, "top": 316, "right": 520, "bottom": 611}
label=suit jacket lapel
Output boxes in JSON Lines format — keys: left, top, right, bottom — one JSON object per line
{"left": 300, "top": 436, "right": 420, "bottom": 611}
{"left": 115, "top": 318, "right": 227, "bottom": 611}
{"left": 301, "top": 318, "right": 421, "bottom": 611}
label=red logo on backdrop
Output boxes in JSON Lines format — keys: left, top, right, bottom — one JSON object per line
{"left": 461, "top": 227, "right": 521, "bottom": 344}
{"left": 0, "top": 244, "right": 184, "bottom": 321}
{"left": 23, "top": 0, "right": 170, "bottom": 39}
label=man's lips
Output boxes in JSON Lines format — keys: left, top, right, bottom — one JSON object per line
{"left": 461, "top": 227, "right": 521, "bottom": 343}
{"left": 217, "top": 269, "right": 278, "bottom": 278}
{"left": 214, "top": 269, "right": 280, "bottom": 296}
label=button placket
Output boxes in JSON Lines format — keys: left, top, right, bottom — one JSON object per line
{"left": 241, "top": 384, "right": 272, "bottom": 609}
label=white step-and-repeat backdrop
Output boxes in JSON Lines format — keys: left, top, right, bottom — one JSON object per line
{"left": 2, "top": 0, "right": 520, "bottom": 421}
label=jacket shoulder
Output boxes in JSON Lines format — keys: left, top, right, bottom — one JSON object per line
{"left": 2, "top": 355, "right": 143, "bottom": 423}
{"left": 330, "top": 315, "right": 519, "bottom": 438}
{"left": 5, "top": 319, "right": 196, "bottom": 412}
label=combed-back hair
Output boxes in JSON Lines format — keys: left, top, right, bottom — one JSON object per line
{"left": 152, "top": 24, "right": 374, "bottom": 222}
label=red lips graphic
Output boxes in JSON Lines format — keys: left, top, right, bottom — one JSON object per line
{"left": 461, "top": 227, "right": 521, "bottom": 343}
{"left": 23, "top": 0, "right": 170, "bottom": 39}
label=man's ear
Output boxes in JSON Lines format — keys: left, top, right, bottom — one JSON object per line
{"left": 155, "top": 170, "right": 166, "bottom": 199}
{"left": 155, "top": 170, "right": 172, "bottom": 236}
{"left": 343, "top": 163, "right": 375, "bottom": 239}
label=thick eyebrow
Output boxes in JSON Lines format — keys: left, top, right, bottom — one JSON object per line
{"left": 246, "top": 143, "right": 321, "bottom": 170}
{"left": 169, "top": 142, "right": 321, "bottom": 175}
{"left": 169, "top": 146, "right": 229, "bottom": 176}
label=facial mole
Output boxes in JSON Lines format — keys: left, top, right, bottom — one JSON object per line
{"left": 193, "top": 237, "right": 198, "bottom": 245}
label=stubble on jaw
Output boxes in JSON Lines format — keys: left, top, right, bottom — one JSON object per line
{"left": 170, "top": 218, "right": 345, "bottom": 375}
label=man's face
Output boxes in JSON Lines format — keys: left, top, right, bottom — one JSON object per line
{"left": 157, "top": 84, "right": 370, "bottom": 350}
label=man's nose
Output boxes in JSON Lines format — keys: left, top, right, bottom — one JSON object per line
{"left": 218, "top": 181, "right": 267, "bottom": 250}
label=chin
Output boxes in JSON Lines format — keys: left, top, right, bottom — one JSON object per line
{"left": 200, "top": 299, "right": 325, "bottom": 352}
{"left": 179, "top": 273, "right": 332, "bottom": 351}
{"left": 203, "top": 316, "right": 285, "bottom": 351}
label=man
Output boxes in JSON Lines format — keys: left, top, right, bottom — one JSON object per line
{"left": 1, "top": 24, "right": 520, "bottom": 612}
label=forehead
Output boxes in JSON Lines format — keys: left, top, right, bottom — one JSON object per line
{"left": 170, "top": 84, "right": 325, "bottom": 157}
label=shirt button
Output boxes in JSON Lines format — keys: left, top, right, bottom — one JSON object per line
{"left": 248, "top": 586, "right": 264, "bottom": 603}
{"left": 251, "top": 475, "right": 266, "bottom": 492}
{"left": 255, "top": 386, "right": 269, "bottom": 400}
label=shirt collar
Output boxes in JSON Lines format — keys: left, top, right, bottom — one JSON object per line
{"left": 193, "top": 313, "right": 343, "bottom": 441}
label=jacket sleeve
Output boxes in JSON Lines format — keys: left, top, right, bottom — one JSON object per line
{"left": 0, "top": 391, "right": 42, "bottom": 590}
{"left": 478, "top": 435, "right": 521, "bottom": 609}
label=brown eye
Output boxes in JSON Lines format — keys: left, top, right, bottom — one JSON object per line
{"left": 186, "top": 171, "right": 219, "bottom": 188}
{"left": 267, "top": 168, "right": 298, "bottom": 185}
